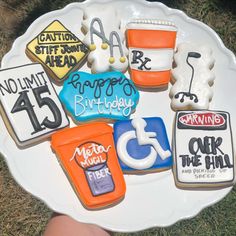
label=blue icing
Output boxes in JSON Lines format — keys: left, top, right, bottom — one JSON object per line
{"left": 59, "top": 71, "right": 139, "bottom": 122}
{"left": 113, "top": 117, "right": 172, "bottom": 172}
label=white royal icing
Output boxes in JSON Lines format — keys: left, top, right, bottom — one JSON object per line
{"left": 170, "top": 43, "right": 215, "bottom": 110}
{"left": 126, "top": 19, "right": 177, "bottom": 31}
{"left": 129, "top": 48, "right": 174, "bottom": 72}
{"left": 174, "top": 110, "right": 234, "bottom": 185}
{"left": 117, "top": 118, "right": 171, "bottom": 170}
{"left": 82, "top": 5, "right": 128, "bottom": 73}
{"left": 0, "top": 63, "right": 69, "bottom": 146}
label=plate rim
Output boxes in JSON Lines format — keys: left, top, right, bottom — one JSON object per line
{"left": 0, "top": 0, "right": 235, "bottom": 232}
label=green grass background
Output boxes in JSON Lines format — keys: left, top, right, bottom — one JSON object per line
{"left": 0, "top": 0, "right": 236, "bottom": 235}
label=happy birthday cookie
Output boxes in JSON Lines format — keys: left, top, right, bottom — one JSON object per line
{"left": 59, "top": 71, "right": 139, "bottom": 122}
{"left": 82, "top": 5, "right": 128, "bottom": 73}
{"left": 114, "top": 117, "right": 172, "bottom": 173}
{"left": 173, "top": 110, "right": 235, "bottom": 188}
{"left": 0, "top": 63, "right": 69, "bottom": 146}
{"left": 126, "top": 19, "right": 177, "bottom": 88}
{"left": 170, "top": 43, "right": 215, "bottom": 110}
{"left": 26, "top": 20, "right": 89, "bottom": 82}
{"left": 51, "top": 122, "right": 126, "bottom": 209}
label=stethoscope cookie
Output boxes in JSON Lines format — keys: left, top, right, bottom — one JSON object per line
{"left": 0, "top": 63, "right": 69, "bottom": 147}
{"left": 173, "top": 110, "right": 234, "bottom": 188}
{"left": 59, "top": 71, "right": 139, "bottom": 122}
{"left": 113, "top": 117, "right": 172, "bottom": 173}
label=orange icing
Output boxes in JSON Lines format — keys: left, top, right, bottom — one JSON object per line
{"left": 51, "top": 122, "right": 126, "bottom": 209}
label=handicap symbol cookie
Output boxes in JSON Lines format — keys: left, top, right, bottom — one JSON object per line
{"left": 113, "top": 117, "right": 172, "bottom": 173}
{"left": 51, "top": 122, "right": 126, "bottom": 209}
{"left": 59, "top": 71, "right": 139, "bottom": 122}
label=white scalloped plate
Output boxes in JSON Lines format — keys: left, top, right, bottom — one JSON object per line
{"left": 1, "top": 0, "right": 236, "bottom": 233}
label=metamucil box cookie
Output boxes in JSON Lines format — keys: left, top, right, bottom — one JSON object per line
{"left": 51, "top": 122, "right": 126, "bottom": 209}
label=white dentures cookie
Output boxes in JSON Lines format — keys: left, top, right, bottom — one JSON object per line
{"left": 170, "top": 43, "right": 215, "bottom": 111}
{"left": 82, "top": 5, "right": 128, "bottom": 73}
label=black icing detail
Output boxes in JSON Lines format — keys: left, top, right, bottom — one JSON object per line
{"left": 131, "top": 50, "right": 151, "bottom": 70}
{"left": 45, "top": 55, "right": 77, "bottom": 68}
{"left": 174, "top": 52, "right": 201, "bottom": 103}
{"left": 0, "top": 72, "right": 48, "bottom": 96}
{"left": 37, "top": 31, "right": 80, "bottom": 45}
{"left": 11, "top": 90, "right": 46, "bottom": 135}
{"left": 26, "top": 20, "right": 90, "bottom": 82}
{"left": 181, "top": 155, "right": 201, "bottom": 167}
{"left": 174, "top": 92, "right": 198, "bottom": 103}
{"left": 0, "top": 63, "right": 69, "bottom": 145}
{"left": 173, "top": 110, "right": 235, "bottom": 185}
{"left": 188, "top": 136, "right": 224, "bottom": 156}
{"left": 11, "top": 84, "right": 63, "bottom": 135}
{"left": 67, "top": 73, "right": 137, "bottom": 98}
{"left": 205, "top": 155, "right": 233, "bottom": 170}
{"left": 32, "top": 85, "right": 62, "bottom": 129}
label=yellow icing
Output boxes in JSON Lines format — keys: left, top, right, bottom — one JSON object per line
{"left": 109, "top": 57, "right": 115, "bottom": 64}
{"left": 120, "top": 57, "right": 126, "bottom": 63}
{"left": 101, "top": 43, "right": 109, "bottom": 50}
{"left": 89, "top": 44, "right": 96, "bottom": 51}
{"left": 26, "top": 20, "right": 89, "bottom": 81}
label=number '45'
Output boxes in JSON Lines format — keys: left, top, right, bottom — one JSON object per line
{"left": 11, "top": 85, "right": 62, "bottom": 135}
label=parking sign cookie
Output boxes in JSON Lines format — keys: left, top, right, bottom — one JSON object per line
{"left": 82, "top": 5, "right": 128, "bottom": 73}
{"left": 170, "top": 43, "right": 215, "bottom": 110}
{"left": 114, "top": 117, "right": 172, "bottom": 173}
{"left": 173, "top": 110, "right": 235, "bottom": 188}
{"left": 59, "top": 71, "right": 139, "bottom": 122}
{"left": 26, "top": 20, "right": 89, "bottom": 82}
{"left": 51, "top": 122, "right": 126, "bottom": 209}
{"left": 0, "top": 63, "right": 69, "bottom": 146}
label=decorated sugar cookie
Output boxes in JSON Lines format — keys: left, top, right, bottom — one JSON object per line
{"left": 173, "top": 110, "right": 235, "bottom": 188}
{"left": 0, "top": 63, "right": 69, "bottom": 146}
{"left": 113, "top": 117, "right": 172, "bottom": 173}
{"left": 51, "top": 123, "right": 126, "bottom": 209}
{"left": 59, "top": 71, "right": 139, "bottom": 122}
{"left": 170, "top": 43, "right": 215, "bottom": 110}
{"left": 26, "top": 20, "right": 89, "bottom": 82}
{"left": 126, "top": 19, "right": 177, "bottom": 88}
{"left": 82, "top": 5, "right": 128, "bottom": 73}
